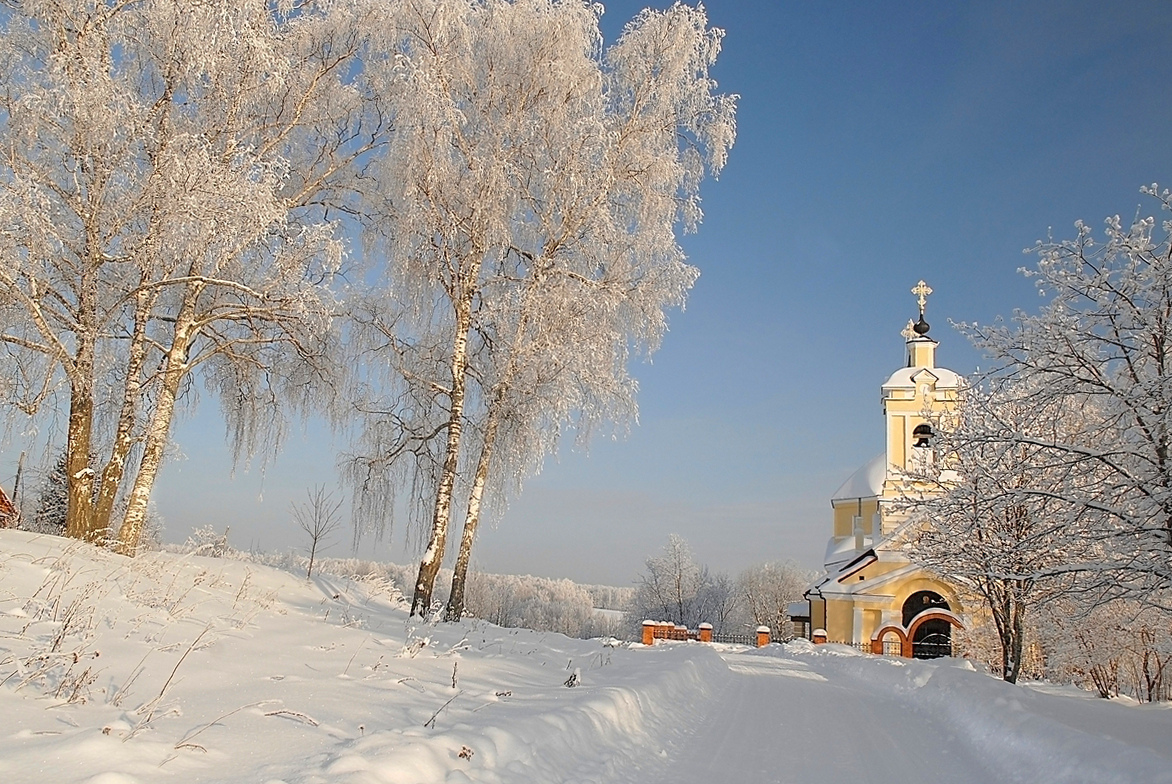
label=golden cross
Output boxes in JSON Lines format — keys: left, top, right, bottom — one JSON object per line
{"left": 911, "top": 280, "right": 932, "bottom": 315}
{"left": 901, "top": 319, "right": 918, "bottom": 341}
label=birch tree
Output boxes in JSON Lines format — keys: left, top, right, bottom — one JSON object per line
{"left": 631, "top": 534, "right": 731, "bottom": 630}
{"left": 351, "top": 0, "right": 736, "bottom": 617}
{"left": 0, "top": 0, "right": 391, "bottom": 552}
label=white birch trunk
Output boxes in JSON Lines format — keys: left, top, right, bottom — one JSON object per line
{"left": 411, "top": 294, "right": 473, "bottom": 616}
{"left": 445, "top": 403, "right": 500, "bottom": 621}
{"left": 116, "top": 292, "right": 197, "bottom": 556}
{"left": 93, "top": 290, "right": 151, "bottom": 536}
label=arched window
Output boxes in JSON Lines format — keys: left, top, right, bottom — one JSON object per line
{"left": 902, "top": 590, "right": 949, "bottom": 627}
{"left": 912, "top": 423, "right": 933, "bottom": 448}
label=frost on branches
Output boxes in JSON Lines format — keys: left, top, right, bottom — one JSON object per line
{"left": 959, "top": 185, "right": 1172, "bottom": 600}
{"left": 906, "top": 185, "right": 1172, "bottom": 683}
{"left": 343, "top": 0, "right": 737, "bottom": 618}
{"left": 902, "top": 383, "right": 1084, "bottom": 682}
{"left": 0, "top": 0, "right": 391, "bottom": 552}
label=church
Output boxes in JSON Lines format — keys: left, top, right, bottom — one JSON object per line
{"left": 792, "top": 282, "right": 966, "bottom": 658}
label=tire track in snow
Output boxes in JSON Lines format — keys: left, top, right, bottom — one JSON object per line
{"left": 654, "top": 651, "right": 992, "bottom": 784}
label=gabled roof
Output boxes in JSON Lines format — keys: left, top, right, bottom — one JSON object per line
{"left": 882, "top": 365, "right": 961, "bottom": 390}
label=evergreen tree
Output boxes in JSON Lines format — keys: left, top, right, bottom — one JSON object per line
{"left": 30, "top": 453, "right": 68, "bottom": 535}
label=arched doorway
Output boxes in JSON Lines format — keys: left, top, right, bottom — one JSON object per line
{"left": 902, "top": 591, "right": 952, "bottom": 659}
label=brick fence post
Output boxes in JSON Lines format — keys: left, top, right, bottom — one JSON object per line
{"left": 642, "top": 620, "right": 656, "bottom": 646}
{"left": 698, "top": 623, "right": 713, "bottom": 642}
{"left": 756, "top": 626, "right": 771, "bottom": 647}
{"left": 812, "top": 628, "right": 827, "bottom": 645}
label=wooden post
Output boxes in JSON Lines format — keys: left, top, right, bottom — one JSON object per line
{"left": 698, "top": 623, "right": 713, "bottom": 643}
{"left": 756, "top": 626, "right": 771, "bottom": 647}
{"left": 642, "top": 620, "right": 656, "bottom": 646}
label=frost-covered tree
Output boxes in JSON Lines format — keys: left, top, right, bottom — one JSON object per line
{"left": 737, "top": 561, "right": 813, "bottom": 638}
{"left": 632, "top": 534, "right": 734, "bottom": 631}
{"left": 1040, "top": 598, "right": 1172, "bottom": 701}
{"left": 903, "top": 383, "right": 1085, "bottom": 683}
{"left": 0, "top": 0, "right": 390, "bottom": 552}
{"left": 960, "top": 185, "right": 1172, "bottom": 599}
{"left": 464, "top": 571, "right": 596, "bottom": 637}
{"left": 345, "top": 0, "right": 736, "bottom": 618}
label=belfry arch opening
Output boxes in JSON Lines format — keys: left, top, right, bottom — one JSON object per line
{"left": 903, "top": 591, "right": 952, "bottom": 659}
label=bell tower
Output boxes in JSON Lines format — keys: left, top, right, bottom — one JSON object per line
{"left": 881, "top": 281, "right": 957, "bottom": 482}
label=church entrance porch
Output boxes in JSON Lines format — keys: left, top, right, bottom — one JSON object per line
{"left": 866, "top": 591, "right": 964, "bottom": 658}
{"left": 903, "top": 591, "right": 956, "bottom": 659}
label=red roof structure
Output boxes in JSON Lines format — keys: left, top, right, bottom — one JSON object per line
{"left": 0, "top": 485, "right": 18, "bottom": 528}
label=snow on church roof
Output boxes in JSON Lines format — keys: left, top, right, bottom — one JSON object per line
{"left": 881, "top": 365, "right": 961, "bottom": 390}
{"left": 831, "top": 452, "right": 886, "bottom": 502}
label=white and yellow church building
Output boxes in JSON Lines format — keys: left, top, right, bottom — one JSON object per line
{"left": 794, "top": 282, "right": 966, "bottom": 658}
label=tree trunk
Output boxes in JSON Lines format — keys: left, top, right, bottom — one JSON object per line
{"left": 116, "top": 352, "right": 183, "bottom": 556}
{"left": 445, "top": 403, "right": 501, "bottom": 621}
{"left": 445, "top": 264, "right": 540, "bottom": 622}
{"left": 117, "top": 296, "right": 196, "bottom": 556}
{"left": 64, "top": 379, "right": 96, "bottom": 541}
{"left": 411, "top": 296, "right": 473, "bottom": 616}
{"left": 65, "top": 265, "right": 98, "bottom": 542}
{"left": 990, "top": 584, "right": 1026, "bottom": 684}
{"left": 93, "top": 291, "right": 151, "bottom": 535}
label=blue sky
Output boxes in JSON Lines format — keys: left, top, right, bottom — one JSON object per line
{"left": 5, "top": 0, "right": 1172, "bottom": 586}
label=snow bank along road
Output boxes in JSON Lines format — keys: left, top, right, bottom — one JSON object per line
{"left": 0, "top": 530, "right": 1169, "bottom": 784}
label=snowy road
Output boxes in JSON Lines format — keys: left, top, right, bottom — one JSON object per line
{"left": 654, "top": 649, "right": 1150, "bottom": 784}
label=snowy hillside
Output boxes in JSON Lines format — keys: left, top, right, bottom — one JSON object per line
{"left": 1, "top": 530, "right": 1168, "bottom": 784}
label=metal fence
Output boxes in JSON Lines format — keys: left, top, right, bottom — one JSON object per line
{"left": 911, "top": 640, "right": 952, "bottom": 659}
{"left": 827, "top": 640, "right": 907, "bottom": 657}
{"left": 710, "top": 632, "right": 758, "bottom": 646}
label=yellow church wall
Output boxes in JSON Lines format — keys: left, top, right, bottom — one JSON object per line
{"left": 824, "top": 599, "right": 856, "bottom": 641}
{"left": 911, "top": 341, "right": 935, "bottom": 367}
{"left": 852, "top": 559, "right": 903, "bottom": 581}
{"left": 831, "top": 498, "right": 880, "bottom": 538}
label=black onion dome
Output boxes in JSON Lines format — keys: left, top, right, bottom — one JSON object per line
{"left": 913, "top": 316, "right": 930, "bottom": 335}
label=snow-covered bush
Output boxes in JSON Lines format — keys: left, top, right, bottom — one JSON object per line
{"left": 1040, "top": 600, "right": 1172, "bottom": 702}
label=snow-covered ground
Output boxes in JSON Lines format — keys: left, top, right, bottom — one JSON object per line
{"left": 1, "top": 530, "right": 1168, "bottom": 784}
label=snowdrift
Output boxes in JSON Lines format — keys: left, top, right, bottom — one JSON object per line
{"left": 1, "top": 530, "right": 1169, "bottom": 784}
{"left": 0, "top": 530, "right": 723, "bottom": 783}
